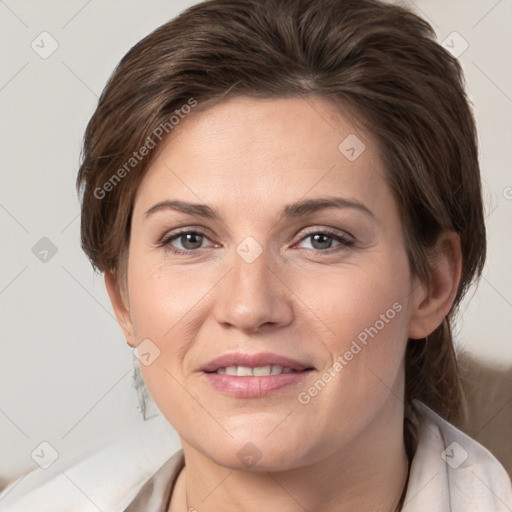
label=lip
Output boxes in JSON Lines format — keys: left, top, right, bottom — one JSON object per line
{"left": 200, "top": 352, "right": 315, "bottom": 398}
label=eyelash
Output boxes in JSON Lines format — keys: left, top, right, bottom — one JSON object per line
{"left": 159, "top": 227, "right": 354, "bottom": 256}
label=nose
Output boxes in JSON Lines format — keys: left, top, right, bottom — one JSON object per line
{"left": 212, "top": 245, "right": 294, "bottom": 333}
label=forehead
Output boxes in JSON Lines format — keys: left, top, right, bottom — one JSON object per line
{"left": 133, "top": 96, "right": 390, "bottom": 218}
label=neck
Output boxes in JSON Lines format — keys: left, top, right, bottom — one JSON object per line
{"left": 171, "top": 395, "right": 409, "bottom": 512}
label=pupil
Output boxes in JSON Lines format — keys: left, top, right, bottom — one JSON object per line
{"left": 182, "top": 233, "right": 202, "bottom": 249}
{"left": 312, "top": 234, "right": 331, "bottom": 250}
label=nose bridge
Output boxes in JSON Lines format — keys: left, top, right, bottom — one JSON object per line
{"left": 213, "top": 239, "right": 293, "bottom": 332}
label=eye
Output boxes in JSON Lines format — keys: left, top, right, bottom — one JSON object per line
{"left": 160, "top": 229, "right": 215, "bottom": 254}
{"left": 159, "top": 228, "right": 354, "bottom": 256}
{"left": 296, "top": 229, "right": 354, "bottom": 252}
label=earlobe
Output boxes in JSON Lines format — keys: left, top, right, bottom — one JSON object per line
{"left": 104, "top": 271, "right": 136, "bottom": 347}
{"left": 408, "top": 232, "right": 462, "bottom": 340}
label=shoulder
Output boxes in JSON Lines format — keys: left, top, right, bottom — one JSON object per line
{"left": 403, "top": 400, "right": 512, "bottom": 511}
{"left": 0, "top": 419, "right": 180, "bottom": 512}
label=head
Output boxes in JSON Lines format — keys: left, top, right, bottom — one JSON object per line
{"left": 77, "top": 0, "right": 485, "bottom": 468}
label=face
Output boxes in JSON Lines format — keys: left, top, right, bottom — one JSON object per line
{"left": 116, "top": 96, "right": 426, "bottom": 471}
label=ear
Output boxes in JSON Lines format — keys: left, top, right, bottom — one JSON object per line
{"left": 408, "top": 232, "right": 462, "bottom": 340}
{"left": 104, "top": 271, "right": 136, "bottom": 347}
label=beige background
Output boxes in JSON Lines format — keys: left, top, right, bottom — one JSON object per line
{"left": 0, "top": 0, "right": 511, "bottom": 490}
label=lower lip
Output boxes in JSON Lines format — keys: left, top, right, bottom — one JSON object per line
{"left": 203, "top": 371, "right": 313, "bottom": 398}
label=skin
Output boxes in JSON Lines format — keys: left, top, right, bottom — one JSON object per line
{"left": 105, "top": 96, "right": 462, "bottom": 511}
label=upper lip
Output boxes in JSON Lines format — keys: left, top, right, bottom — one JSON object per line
{"left": 201, "top": 352, "right": 314, "bottom": 372}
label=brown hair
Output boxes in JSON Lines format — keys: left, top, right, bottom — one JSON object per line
{"left": 77, "top": 0, "right": 486, "bottom": 459}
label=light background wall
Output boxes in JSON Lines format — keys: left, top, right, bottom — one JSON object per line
{"left": 0, "top": 0, "right": 511, "bottom": 489}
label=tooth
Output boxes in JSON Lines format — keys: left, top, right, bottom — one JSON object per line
{"left": 253, "top": 365, "right": 272, "bottom": 376}
{"left": 219, "top": 365, "right": 295, "bottom": 376}
{"left": 237, "top": 366, "right": 253, "bottom": 376}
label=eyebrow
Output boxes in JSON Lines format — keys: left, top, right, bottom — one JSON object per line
{"left": 144, "top": 197, "right": 375, "bottom": 221}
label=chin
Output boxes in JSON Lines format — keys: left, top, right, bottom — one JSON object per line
{"left": 196, "top": 428, "right": 314, "bottom": 472}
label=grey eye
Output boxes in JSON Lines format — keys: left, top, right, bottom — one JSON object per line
{"left": 176, "top": 232, "right": 204, "bottom": 250}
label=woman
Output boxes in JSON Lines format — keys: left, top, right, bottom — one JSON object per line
{"left": 3, "top": 0, "right": 511, "bottom": 510}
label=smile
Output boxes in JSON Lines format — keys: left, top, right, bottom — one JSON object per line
{"left": 200, "top": 353, "right": 315, "bottom": 398}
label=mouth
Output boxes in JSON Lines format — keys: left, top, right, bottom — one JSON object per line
{"left": 200, "top": 352, "right": 315, "bottom": 398}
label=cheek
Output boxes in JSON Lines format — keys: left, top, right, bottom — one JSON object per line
{"left": 126, "top": 252, "right": 221, "bottom": 421}
{"left": 285, "top": 259, "right": 411, "bottom": 450}
{"left": 127, "top": 254, "right": 208, "bottom": 341}
{"left": 301, "top": 255, "right": 412, "bottom": 386}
